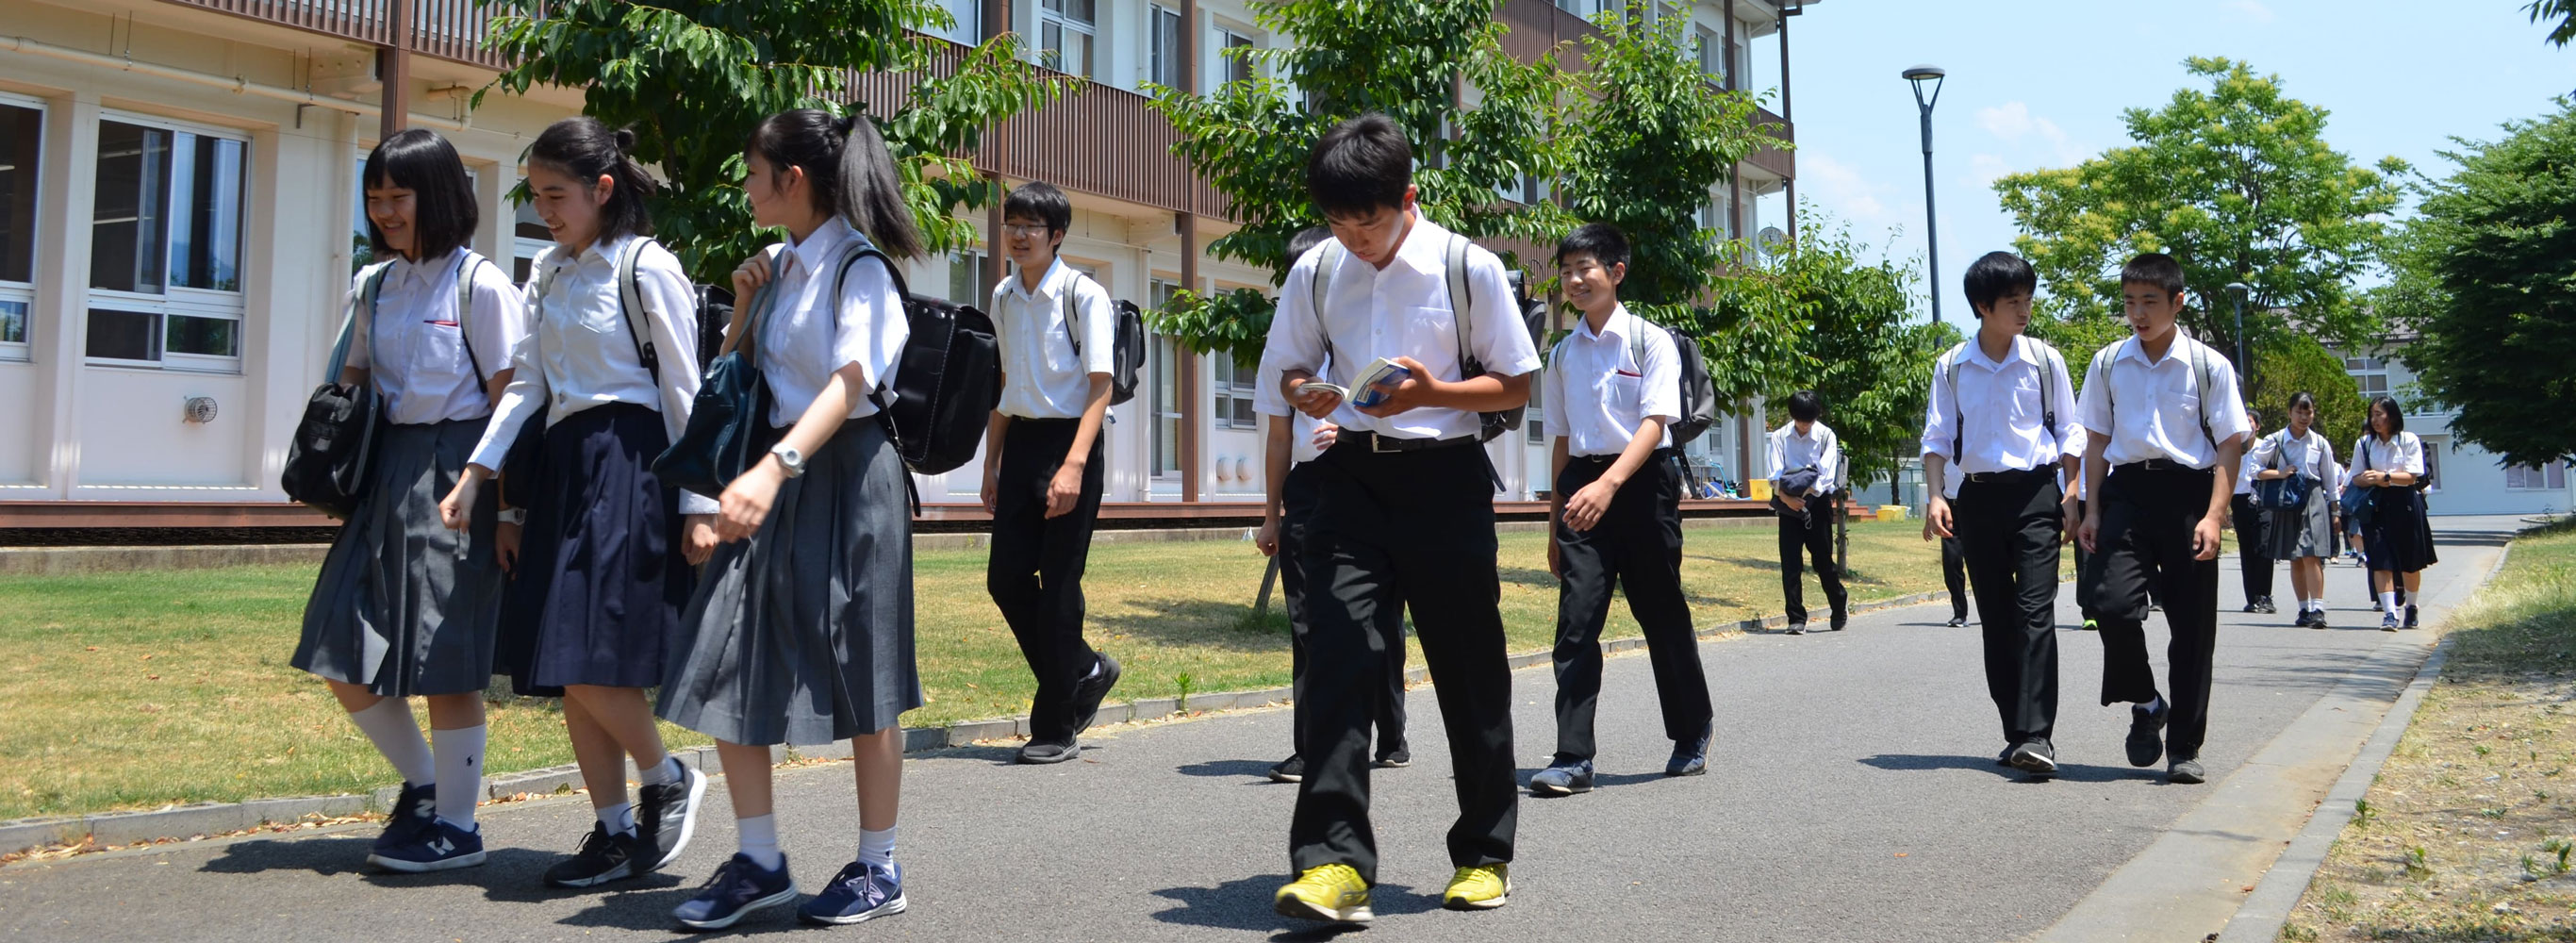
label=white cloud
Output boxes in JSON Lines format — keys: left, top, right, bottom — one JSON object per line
{"left": 1969, "top": 153, "right": 2017, "bottom": 188}
{"left": 1976, "top": 102, "right": 2036, "bottom": 141}
{"left": 1801, "top": 151, "right": 1891, "bottom": 224}
{"left": 1973, "top": 101, "right": 2089, "bottom": 167}
{"left": 2225, "top": 0, "right": 2275, "bottom": 25}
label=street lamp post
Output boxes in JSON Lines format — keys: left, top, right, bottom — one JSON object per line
{"left": 2225, "top": 281, "right": 2252, "bottom": 392}
{"left": 1904, "top": 64, "right": 1946, "bottom": 323}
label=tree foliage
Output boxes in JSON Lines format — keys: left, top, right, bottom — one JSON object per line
{"left": 2531, "top": 0, "right": 2576, "bottom": 46}
{"left": 1993, "top": 58, "right": 2407, "bottom": 372}
{"left": 2379, "top": 101, "right": 2576, "bottom": 467}
{"left": 1145, "top": 0, "right": 1569, "bottom": 368}
{"left": 1753, "top": 216, "right": 1951, "bottom": 492}
{"left": 2250, "top": 333, "right": 2368, "bottom": 454}
{"left": 483, "top": 0, "right": 1070, "bottom": 284}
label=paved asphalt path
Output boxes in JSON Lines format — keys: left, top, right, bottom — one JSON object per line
{"left": 0, "top": 519, "right": 2524, "bottom": 942}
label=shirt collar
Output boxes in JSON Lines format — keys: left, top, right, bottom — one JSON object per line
{"left": 1962, "top": 333, "right": 2039, "bottom": 370}
{"left": 388, "top": 248, "right": 461, "bottom": 290}
{"left": 1573, "top": 304, "right": 1633, "bottom": 343}
{"left": 786, "top": 217, "right": 853, "bottom": 279}
{"left": 574, "top": 232, "right": 639, "bottom": 271}
{"left": 2115, "top": 331, "right": 2200, "bottom": 367}
{"left": 1387, "top": 212, "right": 1454, "bottom": 279}
{"left": 1006, "top": 256, "right": 1069, "bottom": 304}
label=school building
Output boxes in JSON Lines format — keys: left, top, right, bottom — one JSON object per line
{"left": 2337, "top": 337, "right": 2573, "bottom": 518}
{"left": 0, "top": 0, "right": 1810, "bottom": 531}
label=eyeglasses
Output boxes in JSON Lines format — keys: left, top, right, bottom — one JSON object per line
{"left": 1001, "top": 223, "right": 1050, "bottom": 238}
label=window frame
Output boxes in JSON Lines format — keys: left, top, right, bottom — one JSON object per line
{"left": 1148, "top": 276, "right": 1183, "bottom": 479}
{"left": 1148, "top": 3, "right": 1185, "bottom": 90}
{"left": 85, "top": 109, "right": 252, "bottom": 372}
{"left": 0, "top": 92, "right": 45, "bottom": 362}
{"left": 1217, "top": 24, "right": 1259, "bottom": 86}
{"left": 1038, "top": 0, "right": 1098, "bottom": 78}
{"left": 2506, "top": 459, "right": 2568, "bottom": 491}
{"left": 1211, "top": 351, "right": 1259, "bottom": 432}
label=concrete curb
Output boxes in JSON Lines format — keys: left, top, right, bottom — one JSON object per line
{"left": 2, "top": 587, "right": 1961, "bottom": 856}
{"left": 2214, "top": 542, "right": 2518, "bottom": 943}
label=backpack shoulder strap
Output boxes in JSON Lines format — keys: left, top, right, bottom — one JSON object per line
{"left": 454, "top": 254, "right": 493, "bottom": 399}
{"left": 1942, "top": 340, "right": 1972, "bottom": 463}
{"left": 1311, "top": 240, "right": 1345, "bottom": 369}
{"left": 1061, "top": 273, "right": 1082, "bottom": 358}
{"left": 338, "top": 262, "right": 394, "bottom": 382}
{"left": 614, "top": 238, "right": 661, "bottom": 388}
{"left": 2188, "top": 340, "right": 2218, "bottom": 452}
{"left": 834, "top": 241, "right": 907, "bottom": 399}
{"left": 2034, "top": 338, "right": 2064, "bottom": 438}
{"left": 1444, "top": 233, "right": 1474, "bottom": 367}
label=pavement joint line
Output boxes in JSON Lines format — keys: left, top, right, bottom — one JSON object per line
{"left": 6, "top": 583, "right": 1968, "bottom": 856}
{"left": 2214, "top": 538, "right": 2520, "bottom": 943}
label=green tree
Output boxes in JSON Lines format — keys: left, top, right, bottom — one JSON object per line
{"left": 2246, "top": 333, "right": 2367, "bottom": 452}
{"left": 2380, "top": 102, "right": 2576, "bottom": 467}
{"left": 484, "top": 0, "right": 1069, "bottom": 284}
{"left": 1756, "top": 216, "right": 1949, "bottom": 495}
{"left": 1146, "top": 0, "right": 1569, "bottom": 368}
{"left": 1993, "top": 57, "right": 2407, "bottom": 392}
{"left": 2530, "top": 0, "right": 2576, "bottom": 46}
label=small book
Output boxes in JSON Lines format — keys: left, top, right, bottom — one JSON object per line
{"left": 1296, "top": 358, "right": 1412, "bottom": 407}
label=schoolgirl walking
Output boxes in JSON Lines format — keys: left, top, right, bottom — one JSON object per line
{"left": 2348, "top": 396, "right": 2438, "bottom": 630}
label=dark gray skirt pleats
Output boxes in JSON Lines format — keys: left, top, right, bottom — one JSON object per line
{"left": 292, "top": 419, "right": 503, "bottom": 697}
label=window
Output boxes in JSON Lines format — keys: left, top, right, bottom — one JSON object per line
{"left": 2506, "top": 460, "right": 2568, "bottom": 491}
{"left": 1221, "top": 28, "right": 1257, "bottom": 86}
{"left": 1039, "top": 0, "right": 1097, "bottom": 78}
{"left": 1149, "top": 278, "right": 1182, "bottom": 477}
{"left": 2344, "top": 355, "right": 2390, "bottom": 397}
{"left": 2419, "top": 436, "right": 2444, "bottom": 492}
{"left": 1213, "top": 352, "right": 1258, "bottom": 430}
{"left": 1526, "top": 373, "right": 1546, "bottom": 445}
{"left": 1148, "top": 4, "right": 1184, "bottom": 90}
{"left": 0, "top": 97, "right": 41, "bottom": 359}
{"left": 509, "top": 191, "right": 550, "bottom": 284}
{"left": 949, "top": 250, "right": 989, "bottom": 305}
{"left": 1695, "top": 27, "right": 1723, "bottom": 81}
{"left": 87, "top": 115, "right": 249, "bottom": 369}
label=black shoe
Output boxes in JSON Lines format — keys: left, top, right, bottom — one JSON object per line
{"left": 635, "top": 758, "right": 706, "bottom": 873}
{"left": 1830, "top": 610, "right": 1849, "bottom": 631}
{"left": 2169, "top": 757, "right": 2206, "bottom": 785}
{"left": 372, "top": 781, "right": 438, "bottom": 855}
{"left": 2125, "top": 701, "right": 2170, "bottom": 769}
{"left": 1529, "top": 761, "right": 1594, "bottom": 796}
{"left": 1016, "top": 739, "right": 1081, "bottom": 765}
{"left": 2404, "top": 604, "right": 2419, "bottom": 630}
{"left": 1944, "top": 615, "right": 1967, "bottom": 627}
{"left": 2009, "top": 739, "right": 2058, "bottom": 777}
{"left": 1270, "top": 755, "right": 1305, "bottom": 784}
{"left": 543, "top": 822, "right": 639, "bottom": 888}
{"left": 1372, "top": 747, "right": 1411, "bottom": 769}
{"left": 1667, "top": 723, "right": 1711, "bottom": 777}
{"left": 2242, "top": 602, "right": 2261, "bottom": 613}
{"left": 2256, "top": 597, "right": 2278, "bottom": 614}
{"left": 2313, "top": 612, "right": 2330, "bottom": 630}
{"left": 1784, "top": 620, "right": 1808, "bottom": 636}
{"left": 1069, "top": 653, "right": 1122, "bottom": 736}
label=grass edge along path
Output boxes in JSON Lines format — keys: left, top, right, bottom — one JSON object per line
{"left": 2281, "top": 519, "right": 2576, "bottom": 942}
{"left": 0, "top": 519, "right": 1995, "bottom": 821}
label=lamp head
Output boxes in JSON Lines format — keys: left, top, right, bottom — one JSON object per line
{"left": 1903, "top": 64, "right": 1946, "bottom": 108}
{"left": 2225, "top": 281, "right": 2252, "bottom": 295}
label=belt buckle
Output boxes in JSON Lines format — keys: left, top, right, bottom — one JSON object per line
{"left": 1370, "top": 432, "right": 1399, "bottom": 454}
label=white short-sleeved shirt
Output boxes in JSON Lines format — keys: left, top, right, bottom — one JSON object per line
{"left": 1918, "top": 334, "right": 2079, "bottom": 475}
{"left": 991, "top": 258, "right": 1115, "bottom": 420}
{"left": 1769, "top": 421, "right": 1841, "bottom": 496}
{"left": 747, "top": 217, "right": 907, "bottom": 427}
{"left": 345, "top": 248, "right": 528, "bottom": 425}
{"left": 1544, "top": 305, "right": 1678, "bottom": 456}
{"left": 2249, "top": 428, "right": 2336, "bottom": 484}
{"left": 1252, "top": 343, "right": 1353, "bottom": 465}
{"left": 2347, "top": 431, "right": 2426, "bottom": 485}
{"left": 2056, "top": 425, "right": 2092, "bottom": 502}
{"left": 2235, "top": 438, "right": 2266, "bottom": 495}
{"left": 471, "top": 233, "right": 716, "bottom": 514}
{"left": 1260, "top": 218, "right": 1543, "bottom": 441}
{"left": 2073, "top": 333, "right": 2252, "bottom": 469}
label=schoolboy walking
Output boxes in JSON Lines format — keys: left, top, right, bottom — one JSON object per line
{"left": 2074, "top": 252, "right": 2252, "bottom": 786}
{"left": 1266, "top": 113, "right": 1537, "bottom": 923}
{"left": 1770, "top": 390, "right": 1848, "bottom": 634}
{"left": 1528, "top": 223, "right": 1713, "bottom": 796}
{"left": 2232, "top": 408, "right": 2276, "bottom": 614}
{"left": 1257, "top": 226, "right": 1408, "bottom": 786}
{"left": 981, "top": 181, "right": 1122, "bottom": 765}
{"left": 1918, "top": 251, "right": 2081, "bottom": 776}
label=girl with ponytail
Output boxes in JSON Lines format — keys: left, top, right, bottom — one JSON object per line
{"left": 655, "top": 108, "right": 924, "bottom": 930}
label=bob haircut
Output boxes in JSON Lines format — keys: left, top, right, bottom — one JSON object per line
{"left": 363, "top": 129, "right": 479, "bottom": 262}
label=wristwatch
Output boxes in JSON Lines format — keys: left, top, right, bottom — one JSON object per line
{"left": 770, "top": 442, "right": 807, "bottom": 478}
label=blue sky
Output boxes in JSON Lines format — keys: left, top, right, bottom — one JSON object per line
{"left": 1742, "top": 0, "right": 2576, "bottom": 331}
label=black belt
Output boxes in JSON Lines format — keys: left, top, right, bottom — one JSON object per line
{"left": 1960, "top": 466, "right": 2052, "bottom": 484}
{"left": 1341, "top": 430, "right": 1482, "bottom": 454}
{"left": 1005, "top": 415, "right": 1078, "bottom": 426}
{"left": 2114, "top": 458, "right": 2212, "bottom": 473}
{"left": 1570, "top": 447, "right": 1679, "bottom": 464}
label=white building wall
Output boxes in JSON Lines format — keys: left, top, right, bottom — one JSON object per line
{"left": 2352, "top": 348, "right": 2575, "bottom": 518}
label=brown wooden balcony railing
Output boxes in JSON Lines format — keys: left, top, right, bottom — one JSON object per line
{"left": 157, "top": 0, "right": 514, "bottom": 70}
{"left": 1495, "top": 0, "right": 1794, "bottom": 181}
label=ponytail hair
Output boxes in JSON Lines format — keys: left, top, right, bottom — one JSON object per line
{"left": 529, "top": 116, "right": 654, "bottom": 242}
{"left": 747, "top": 108, "right": 924, "bottom": 261}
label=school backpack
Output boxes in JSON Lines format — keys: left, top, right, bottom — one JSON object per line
{"left": 1939, "top": 336, "right": 2067, "bottom": 462}
{"left": 609, "top": 238, "right": 733, "bottom": 383}
{"left": 834, "top": 240, "right": 1003, "bottom": 481}
{"left": 1063, "top": 287, "right": 1146, "bottom": 406}
{"left": 1625, "top": 316, "right": 1719, "bottom": 445}
{"left": 1311, "top": 233, "right": 1535, "bottom": 442}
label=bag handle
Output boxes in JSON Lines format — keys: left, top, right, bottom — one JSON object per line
{"left": 615, "top": 238, "right": 663, "bottom": 388}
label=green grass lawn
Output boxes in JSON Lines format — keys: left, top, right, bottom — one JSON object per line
{"left": 0, "top": 518, "right": 1988, "bottom": 819}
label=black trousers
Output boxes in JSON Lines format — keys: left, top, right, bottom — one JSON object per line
{"left": 1777, "top": 494, "right": 1848, "bottom": 621}
{"left": 987, "top": 417, "right": 1106, "bottom": 745}
{"left": 1291, "top": 439, "right": 1515, "bottom": 885}
{"left": 1550, "top": 452, "right": 1711, "bottom": 765}
{"left": 2085, "top": 463, "right": 2221, "bottom": 762}
{"left": 1282, "top": 461, "right": 1408, "bottom": 761}
{"left": 1940, "top": 535, "right": 1969, "bottom": 620}
{"left": 2072, "top": 498, "right": 2096, "bottom": 619}
{"left": 2232, "top": 493, "right": 2273, "bottom": 604}
{"left": 1956, "top": 471, "right": 2064, "bottom": 745}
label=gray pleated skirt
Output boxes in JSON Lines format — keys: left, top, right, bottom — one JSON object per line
{"left": 2268, "top": 480, "right": 2336, "bottom": 560}
{"left": 292, "top": 419, "right": 503, "bottom": 697}
{"left": 658, "top": 420, "right": 921, "bottom": 746}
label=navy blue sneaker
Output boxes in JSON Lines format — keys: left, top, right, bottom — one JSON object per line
{"left": 1667, "top": 723, "right": 1711, "bottom": 777}
{"left": 799, "top": 859, "right": 907, "bottom": 926}
{"left": 369, "top": 818, "right": 487, "bottom": 873}
{"left": 372, "top": 781, "right": 437, "bottom": 855}
{"left": 672, "top": 852, "right": 799, "bottom": 931}
{"left": 1529, "top": 761, "right": 1595, "bottom": 796}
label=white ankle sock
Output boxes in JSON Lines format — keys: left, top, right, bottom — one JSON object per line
{"left": 2138, "top": 695, "right": 2164, "bottom": 714}
{"left": 737, "top": 814, "right": 783, "bottom": 870}
{"left": 598, "top": 802, "right": 636, "bottom": 836}
{"left": 2380, "top": 591, "right": 2400, "bottom": 614}
{"left": 859, "top": 826, "right": 897, "bottom": 869}
{"left": 348, "top": 699, "right": 435, "bottom": 786}
{"left": 637, "top": 755, "right": 681, "bottom": 787}
{"left": 2308, "top": 599, "right": 2326, "bottom": 612}
{"left": 429, "top": 725, "right": 486, "bottom": 829}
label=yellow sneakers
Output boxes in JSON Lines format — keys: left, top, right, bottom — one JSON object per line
{"left": 1443, "top": 863, "right": 1511, "bottom": 910}
{"left": 1275, "top": 863, "right": 1373, "bottom": 924}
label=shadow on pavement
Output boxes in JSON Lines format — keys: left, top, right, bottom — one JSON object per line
{"left": 1858, "top": 753, "right": 2159, "bottom": 785}
{"left": 1150, "top": 875, "right": 1430, "bottom": 936}
{"left": 1513, "top": 769, "right": 1670, "bottom": 795}
{"left": 1177, "top": 759, "right": 1284, "bottom": 780}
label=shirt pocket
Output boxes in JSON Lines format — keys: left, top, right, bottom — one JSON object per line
{"left": 1404, "top": 305, "right": 1456, "bottom": 369}
{"left": 1595, "top": 370, "right": 1643, "bottom": 419}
